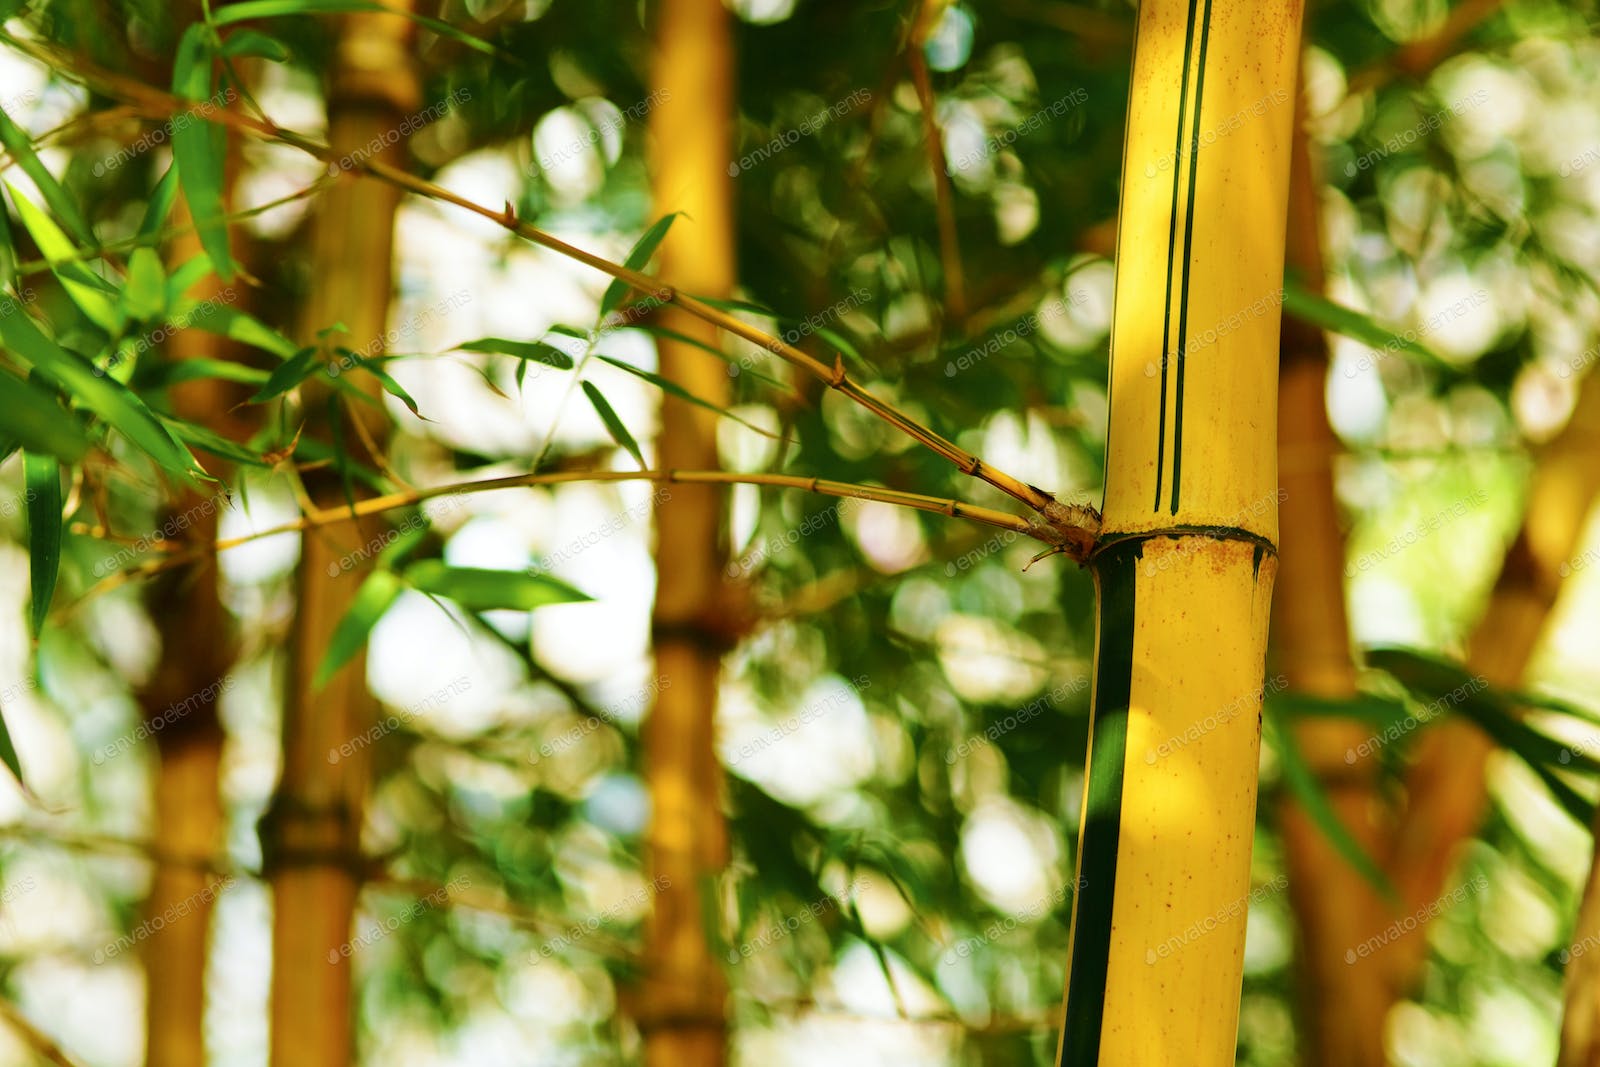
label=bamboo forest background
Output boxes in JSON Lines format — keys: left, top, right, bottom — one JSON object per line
{"left": 0, "top": 0, "right": 1595, "bottom": 1065}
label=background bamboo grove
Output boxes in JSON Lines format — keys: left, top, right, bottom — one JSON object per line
{"left": 0, "top": 0, "right": 1597, "bottom": 1066}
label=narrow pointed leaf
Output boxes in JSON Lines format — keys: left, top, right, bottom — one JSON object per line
{"left": 314, "top": 569, "right": 402, "bottom": 689}
{"left": 458, "top": 337, "right": 574, "bottom": 370}
{"left": 221, "top": 28, "right": 291, "bottom": 60}
{"left": 250, "top": 345, "right": 323, "bottom": 402}
{"left": 6, "top": 182, "right": 122, "bottom": 333}
{"left": 0, "top": 297, "right": 200, "bottom": 478}
{"left": 211, "top": 1, "right": 504, "bottom": 58}
{"left": 0, "top": 106, "right": 92, "bottom": 243}
{"left": 401, "top": 561, "right": 591, "bottom": 612}
{"left": 22, "top": 451, "right": 60, "bottom": 636}
{"left": 172, "top": 24, "right": 234, "bottom": 280}
{"left": 346, "top": 352, "right": 423, "bottom": 418}
{"left": 181, "top": 301, "right": 300, "bottom": 359}
{"left": 594, "top": 354, "right": 778, "bottom": 438}
{"left": 0, "top": 369, "right": 91, "bottom": 461}
{"left": 162, "top": 417, "right": 268, "bottom": 467}
{"left": 581, "top": 381, "right": 646, "bottom": 469}
{"left": 123, "top": 247, "right": 168, "bottom": 321}
{"left": 600, "top": 213, "right": 678, "bottom": 317}
{"left": 1282, "top": 281, "right": 1450, "bottom": 373}
{"left": 138, "top": 165, "right": 183, "bottom": 241}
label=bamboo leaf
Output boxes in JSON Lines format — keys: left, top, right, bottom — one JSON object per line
{"left": 0, "top": 105, "right": 92, "bottom": 244}
{"left": 172, "top": 24, "right": 235, "bottom": 280}
{"left": 1282, "top": 281, "right": 1450, "bottom": 373}
{"left": 123, "top": 247, "right": 168, "bottom": 321}
{"left": 162, "top": 417, "right": 268, "bottom": 467}
{"left": 600, "top": 213, "right": 678, "bottom": 318}
{"left": 22, "top": 451, "right": 60, "bottom": 636}
{"left": 1264, "top": 709, "right": 1396, "bottom": 902}
{"left": 211, "top": 1, "right": 503, "bottom": 58}
{"left": 0, "top": 195, "right": 15, "bottom": 291}
{"left": 313, "top": 569, "right": 402, "bottom": 689}
{"left": 6, "top": 182, "right": 122, "bottom": 334}
{"left": 594, "top": 354, "right": 777, "bottom": 438}
{"left": 0, "top": 296, "right": 201, "bottom": 478}
{"left": 138, "top": 165, "right": 182, "bottom": 242}
{"left": 581, "top": 381, "right": 646, "bottom": 469}
{"left": 140, "top": 357, "right": 270, "bottom": 389}
{"left": 0, "top": 701, "right": 22, "bottom": 788}
{"left": 221, "top": 28, "right": 291, "bottom": 61}
{"left": 250, "top": 345, "right": 323, "bottom": 402}
{"left": 401, "top": 561, "right": 592, "bottom": 612}
{"left": 181, "top": 301, "right": 300, "bottom": 360}
{"left": 343, "top": 351, "right": 423, "bottom": 419}
{"left": 0, "top": 368, "right": 91, "bottom": 461}
{"left": 458, "top": 337, "right": 575, "bottom": 369}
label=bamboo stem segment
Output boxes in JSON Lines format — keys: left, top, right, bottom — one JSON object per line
{"left": 1058, "top": 2, "right": 1303, "bottom": 1063}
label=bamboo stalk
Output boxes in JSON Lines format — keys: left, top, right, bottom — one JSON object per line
{"left": 255, "top": 6, "right": 418, "bottom": 1066}
{"left": 1056, "top": 3, "right": 1303, "bottom": 1064}
{"left": 637, "top": 2, "right": 736, "bottom": 1062}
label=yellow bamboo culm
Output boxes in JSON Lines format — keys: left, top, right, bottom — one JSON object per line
{"left": 1057, "top": 2, "right": 1304, "bottom": 1065}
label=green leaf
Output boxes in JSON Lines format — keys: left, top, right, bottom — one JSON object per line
{"left": 180, "top": 301, "right": 300, "bottom": 360}
{"left": 0, "top": 196, "right": 15, "bottom": 291}
{"left": 695, "top": 295, "right": 778, "bottom": 318}
{"left": 632, "top": 322, "right": 791, "bottom": 391}
{"left": 0, "top": 368, "right": 91, "bottom": 461}
{"left": 162, "top": 417, "right": 267, "bottom": 467}
{"left": 401, "top": 561, "right": 591, "bottom": 612}
{"left": 140, "top": 357, "right": 270, "bottom": 390}
{"left": 221, "top": 28, "right": 291, "bottom": 60}
{"left": 343, "top": 351, "right": 423, "bottom": 419}
{"left": 138, "top": 165, "right": 183, "bottom": 242}
{"left": 1282, "top": 281, "right": 1450, "bottom": 374}
{"left": 22, "top": 450, "right": 61, "bottom": 636}
{"left": 1265, "top": 709, "right": 1396, "bottom": 902}
{"left": 250, "top": 345, "right": 323, "bottom": 402}
{"left": 0, "top": 297, "right": 201, "bottom": 479}
{"left": 211, "top": 1, "right": 504, "bottom": 59}
{"left": 6, "top": 182, "right": 122, "bottom": 334}
{"left": 458, "top": 337, "right": 574, "bottom": 370}
{"left": 594, "top": 355, "right": 778, "bottom": 438}
{"left": 172, "top": 24, "right": 235, "bottom": 281}
{"left": 600, "top": 213, "right": 677, "bottom": 318}
{"left": 0, "top": 700, "right": 22, "bottom": 788}
{"left": 581, "top": 381, "right": 646, "bottom": 470}
{"left": 123, "top": 247, "right": 168, "bottom": 321}
{"left": 314, "top": 569, "right": 402, "bottom": 689}
{"left": 0, "top": 106, "right": 92, "bottom": 244}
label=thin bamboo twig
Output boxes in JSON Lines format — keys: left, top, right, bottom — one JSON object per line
{"left": 0, "top": 999, "right": 88, "bottom": 1067}
{"left": 908, "top": 0, "right": 967, "bottom": 326}
{"left": 1, "top": 33, "right": 1096, "bottom": 551}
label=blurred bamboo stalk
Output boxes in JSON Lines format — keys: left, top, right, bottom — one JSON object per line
{"left": 1270, "top": 75, "right": 1396, "bottom": 1067}
{"left": 639, "top": 0, "right": 738, "bottom": 1063}
{"left": 256, "top": 4, "right": 418, "bottom": 1066}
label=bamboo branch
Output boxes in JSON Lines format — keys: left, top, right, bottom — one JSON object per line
{"left": 0, "top": 999, "right": 89, "bottom": 1067}
{"left": 908, "top": 0, "right": 967, "bottom": 325}
{"left": 1, "top": 32, "right": 1097, "bottom": 552}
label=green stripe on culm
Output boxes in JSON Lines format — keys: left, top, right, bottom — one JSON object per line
{"left": 1058, "top": 539, "right": 1141, "bottom": 1066}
